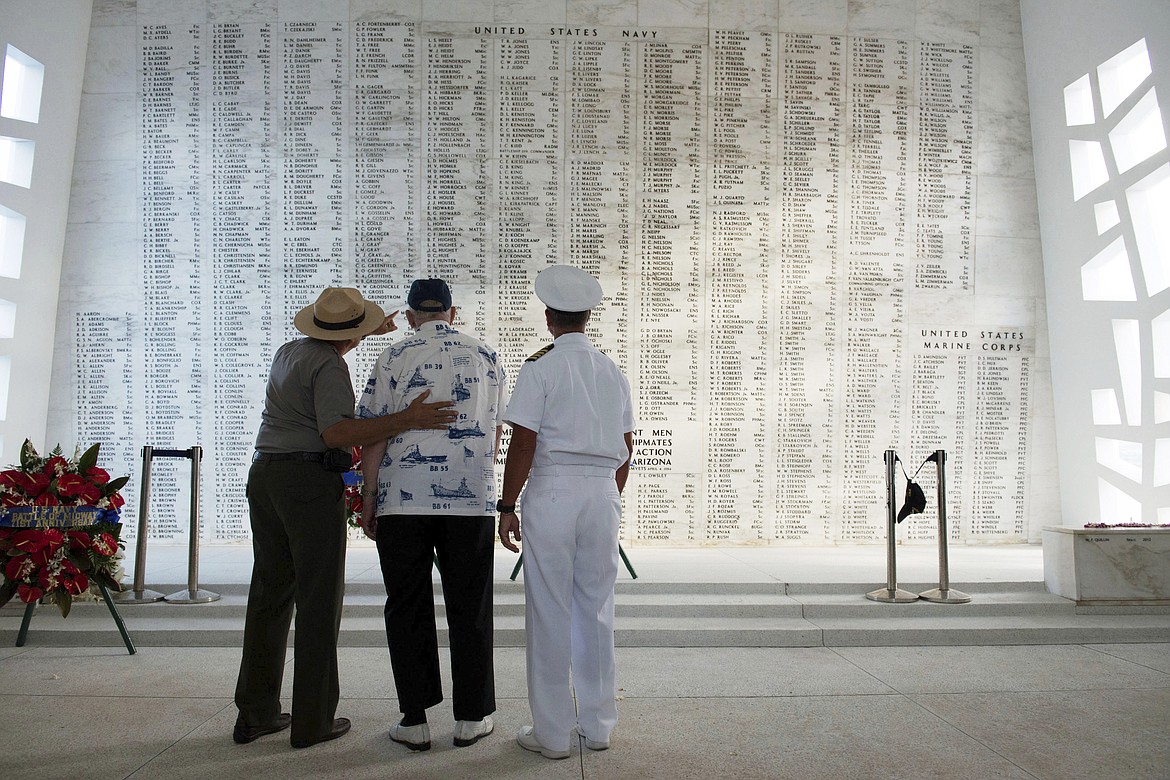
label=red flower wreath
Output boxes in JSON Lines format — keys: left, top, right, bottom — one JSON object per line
{"left": 0, "top": 440, "right": 128, "bottom": 617}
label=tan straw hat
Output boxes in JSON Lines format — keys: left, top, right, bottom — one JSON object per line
{"left": 294, "top": 287, "right": 385, "bottom": 340}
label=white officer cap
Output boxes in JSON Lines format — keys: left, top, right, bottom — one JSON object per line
{"left": 535, "top": 265, "right": 603, "bottom": 312}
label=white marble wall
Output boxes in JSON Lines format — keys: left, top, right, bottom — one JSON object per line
{"left": 45, "top": 0, "right": 1059, "bottom": 546}
{"left": 1021, "top": 0, "right": 1170, "bottom": 528}
{"left": 0, "top": 1, "right": 93, "bottom": 465}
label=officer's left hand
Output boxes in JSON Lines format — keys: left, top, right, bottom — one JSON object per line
{"left": 359, "top": 502, "right": 377, "bottom": 541}
{"left": 498, "top": 513, "right": 521, "bottom": 553}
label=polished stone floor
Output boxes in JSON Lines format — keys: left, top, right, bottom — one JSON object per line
{"left": 3, "top": 642, "right": 1168, "bottom": 780}
{"left": 3, "top": 545, "right": 1167, "bottom": 779}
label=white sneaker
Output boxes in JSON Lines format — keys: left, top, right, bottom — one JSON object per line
{"left": 453, "top": 716, "right": 494, "bottom": 747}
{"left": 389, "top": 722, "right": 431, "bottom": 751}
{"left": 516, "top": 725, "right": 570, "bottom": 759}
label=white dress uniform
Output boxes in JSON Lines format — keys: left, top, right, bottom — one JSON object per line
{"left": 504, "top": 268, "right": 635, "bottom": 753}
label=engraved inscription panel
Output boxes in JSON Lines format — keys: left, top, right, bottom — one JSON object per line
{"left": 56, "top": 4, "right": 1040, "bottom": 546}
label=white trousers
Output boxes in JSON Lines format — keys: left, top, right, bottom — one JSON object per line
{"left": 520, "top": 468, "right": 621, "bottom": 751}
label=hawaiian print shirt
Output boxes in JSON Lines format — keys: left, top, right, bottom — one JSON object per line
{"left": 357, "top": 321, "right": 508, "bottom": 516}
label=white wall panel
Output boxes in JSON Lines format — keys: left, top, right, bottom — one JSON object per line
{"left": 47, "top": 0, "right": 1055, "bottom": 545}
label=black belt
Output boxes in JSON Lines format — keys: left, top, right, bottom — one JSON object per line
{"left": 253, "top": 451, "right": 325, "bottom": 464}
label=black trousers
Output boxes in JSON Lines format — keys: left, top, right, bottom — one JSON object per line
{"left": 375, "top": 514, "right": 496, "bottom": 721}
{"left": 235, "top": 461, "right": 346, "bottom": 744}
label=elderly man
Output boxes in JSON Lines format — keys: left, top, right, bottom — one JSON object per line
{"left": 358, "top": 279, "right": 508, "bottom": 752}
{"left": 234, "top": 287, "right": 458, "bottom": 749}
{"left": 497, "top": 266, "right": 634, "bottom": 759}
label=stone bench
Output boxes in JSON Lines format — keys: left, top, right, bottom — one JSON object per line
{"left": 1042, "top": 526, "right": 1170, "bottom": 605}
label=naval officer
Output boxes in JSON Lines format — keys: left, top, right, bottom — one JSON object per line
{"left": 497, "top": 265, "right": 634, "bottom": 759}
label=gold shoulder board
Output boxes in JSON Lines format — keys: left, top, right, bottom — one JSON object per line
{"left": 526, "top": 344, "right": 555, "bottom": 362}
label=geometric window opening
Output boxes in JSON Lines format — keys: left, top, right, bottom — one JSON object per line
{"left": 1156, "top": 438, "right": 1170, "bottom": 487}
{"left": 1153, "top": 309, "right": 1170, "bottom": 379}
{"left": 1113, "top": 318, "right": 1141, "bottom": 426}
{"left": 1094, "top": 200, "right": 1120, "bottom": 234}
{"left": 1161, "top": 506, "right": 1170, "bottom": 524}
{"left": 1064, "top": 73, "right": 1095, "bottom": 126}
{"left": 1069, "top": 139, "right": 1110, "bottom": 200}
{"left": 1098, "top": 477, "right": 1143, "bottom": 523}
{"left": 1108, "top": 89, "right": 1167, "bottom": 174}
{"left": 1157, "top": 391, "right": 1170, "bottom": 424}
{"left": 1091, "top": 388, "right": 1122, "bottom": 425}
{"left": 0, "top": 298, "right": 14, "bottom": 338}
{"left": 0, "top": 135, "right": 35, "bottom": 188}
{"left": 0, "top": 204, "right": 25, "bottom": 278}
{"left": 1095, "top": 436, "right": 1143, "bottom": 483}
{"left": 1, "top": 45, "right": 44, "bottom": 124}
{"left": 1126, "top": 163, "right": 1170, "bottom": 296}
{"left": 1098, "top": 39, "right": 1151, "bottom": 119}
{"left": 0, "top": 354, "right": 8, "bottom": 420}
{"left": 1081, "top": 237, "right": 1135, "bottom": 301}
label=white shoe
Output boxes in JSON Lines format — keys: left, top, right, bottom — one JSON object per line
{"left": 453, "top": 716, "right": 494, "bottom": 747}
{"left": 576, "top": 725, "right": 610, "bottom": 751}
{"left": 389, "top": 722, "right": 431, "bottom": 751}
{"left": 516, "top": 725, "right": 570, "bottom": 759}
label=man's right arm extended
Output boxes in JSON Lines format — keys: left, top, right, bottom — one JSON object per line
{"left": 322, "top": 389, "right": 457, "bottom": 449}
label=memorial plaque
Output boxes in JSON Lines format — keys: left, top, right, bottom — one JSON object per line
{"left": 969, "top": 329, "right": 1033, "bottom": 539}
{"left": 210, "top": 21, "right": 274, "bottom": 537}
{"left": 52, "top": 2, "right": 1042, "bottom": 547}
{"left": 913, "top": 42, "right": 974, "bottom": 291}
{"left": 140, "top": 22, "right": 205, "bottom": 538}
{"left": 774, "top": 32, "right": 843, "bottom": 542}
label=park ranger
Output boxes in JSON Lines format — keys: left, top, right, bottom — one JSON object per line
{"left": 497, "top": 265, "right": 635, "bottom": 760}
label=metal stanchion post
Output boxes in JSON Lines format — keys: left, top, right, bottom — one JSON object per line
{"left": 919, "top": 449, "right": 971, "bottom": 603}
{"left": 866, "top": 449, "right": 919, "bottom": 603}
{"left": 166, "top": 446, "right": 220, "bottom": 603}
{"left": 114, "top": 446, "right": 165, "bottom": 603}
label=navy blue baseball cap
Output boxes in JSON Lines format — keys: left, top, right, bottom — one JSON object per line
{"left": 407, "top": 279, "right": 452, "bottom": 312}
{"left": 896, "top": 480, "right": 927, "bottom": 523}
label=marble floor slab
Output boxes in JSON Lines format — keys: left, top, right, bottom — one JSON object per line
{"left": 0, "top": 646, "right": 259, "bottom": 697}
{"left": 589, "top": 695, "right": 1038, "bottom": 780}
{"left": 613, "top": 646, "right": 897, "bottom": 698}
{"left": 6, "top": 694, "right": 228, "bottom": 780}
{"left": 1084, "top": 642, "right": 1170, "bottom": 673}
{"left": 831, "top": 644, "right": 1170, "bottom": 693}
{"left": 3, "top": 643, "right": 1167, "bottom": 780}
{"left": 123, "top": 697, "right": 584, "bottom": 780}
{"left": 912, "top": 688, "right": 1170, "bottom": 780}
